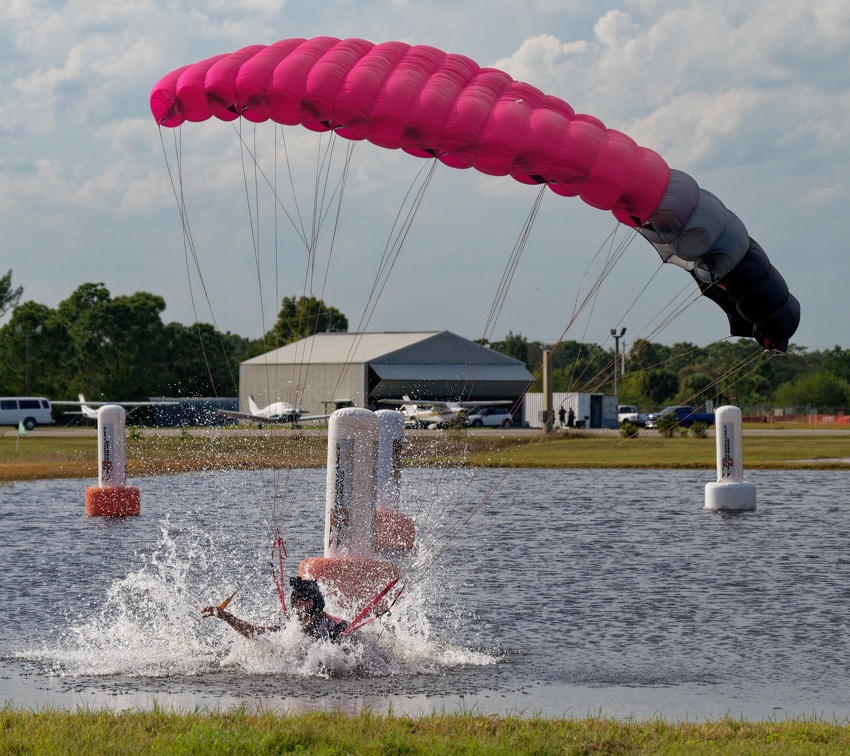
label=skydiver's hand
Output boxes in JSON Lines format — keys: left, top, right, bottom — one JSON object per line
{"left": 201, "top": 606, "right": 220, "bottom": 618}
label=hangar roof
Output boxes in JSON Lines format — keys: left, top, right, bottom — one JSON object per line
{"left": 243, "top": 331, "right": 529, "bottom": 370}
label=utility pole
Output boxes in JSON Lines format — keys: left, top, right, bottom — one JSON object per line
{"left": 542, "top": 348, "right": 554, "bottom": 433}
{"left": 610, "top": 327, "right": 626, "bottom": 399}
{"left": 15, "top": 324, "right": 43, "bottom": 395}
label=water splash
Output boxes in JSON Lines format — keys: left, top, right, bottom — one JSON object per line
{"left": 21, "top": 520, "right": 496, "bottom": 681}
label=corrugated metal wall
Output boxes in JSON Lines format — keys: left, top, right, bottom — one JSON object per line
{"left": 239, "top": 362, "right": 366, "bottom": 416}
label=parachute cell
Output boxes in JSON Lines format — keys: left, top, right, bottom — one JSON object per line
{"left": 150, "top": 36, "right": 799, "bottom": 350}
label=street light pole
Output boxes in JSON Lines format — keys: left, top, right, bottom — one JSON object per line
{"left": 610, "top": 327, "right": 626, "bottom": 399}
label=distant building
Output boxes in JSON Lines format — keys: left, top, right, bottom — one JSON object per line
{"left": 239, "top": 331, "right": 533, "bottom": 416}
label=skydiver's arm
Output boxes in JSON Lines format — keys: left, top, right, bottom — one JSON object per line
{"left": 201, "top": 606, "right": 279, "bottom": 639}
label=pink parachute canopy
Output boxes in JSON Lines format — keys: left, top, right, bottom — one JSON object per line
{"left": 150, "top": 36, "right": 669, "bottom": 227}
{"left": 150, "top": 36, "right": 799, "bottom": 350}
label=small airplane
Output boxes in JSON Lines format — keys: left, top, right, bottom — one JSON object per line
{"left": 379, "top": 396, "right": 511, "bottom": 429}
{"left": 217, "top": 396, "right": 329, "bottom": 428}
{"left": 53, "top": 394, "right": 178, "bottom": 419}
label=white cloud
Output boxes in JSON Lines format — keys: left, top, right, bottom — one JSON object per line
{"left": 0, "top": 0, "right": 847, "bottom": 347}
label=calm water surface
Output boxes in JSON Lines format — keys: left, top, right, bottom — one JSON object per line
{"left": 1, "top": 466, "right": 848, "bottom": 720}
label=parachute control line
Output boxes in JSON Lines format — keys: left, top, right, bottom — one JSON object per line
{"left": 85, "top": 405, "right": 141, "bottom": 517}
{"left": 705, "top": 406, "right": 756, "bottom": 511}
{"left": 299, "top": 408, "right": 403, "bottom": 610}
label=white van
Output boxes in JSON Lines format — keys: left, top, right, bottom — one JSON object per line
{"left": 0, "top": 397, "right": 54, "bottom": 430}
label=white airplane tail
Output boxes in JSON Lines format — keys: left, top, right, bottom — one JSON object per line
{"left": 79, "top": 394, "right": 98, "bottom": 419}
{"left": 248, "top": 396, "right": 262, "bottom": 416}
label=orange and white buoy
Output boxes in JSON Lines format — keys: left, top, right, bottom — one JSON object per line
{"left": 299, "top": 407, "right": 398, "bottom": 609}
{"left": 85, "top": 405, "right": 141, "bottom": 517}
{"left": 374, "top": 409, "right": 415, "bottom": 552}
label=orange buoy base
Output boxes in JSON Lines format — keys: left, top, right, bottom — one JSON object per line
{"left": 299, "top": 557, "right": 399, "bottom": 611}
{"left": 374, "top": 509, "right": 416, "bottom": 552}
{"left": 85, "top": 485, "right": 140, "bottom": 517}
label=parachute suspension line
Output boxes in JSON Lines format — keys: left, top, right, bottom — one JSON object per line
{"left": 457, "top": 185, "right": 548, "bottom": 404}
{"left": 408, "top": 222, "right": 642, "bottom": 565}
{"left": 347, "top": 157, "right": 438, "bottom": 335}
{"left": 278, "top": 126, "right": 308, "bottom": 251}
{"left": 158, "top": 127, "right": 240, "bottom": 396}
{"left": 161, "top": 126, "right": 287, "bottom": 607}
{"left": 421, "top": 345, "right": 775, "bottom": 583}
{"left": 408, "top": 220, "right": 749, "bottom": 592}
{"left": 230, "top": 121, "right": 309, "bottom": 249}
{"left": 412, "top": 187, "right": 552, "bottom": 531}
{"left": 330, "top": 158, "right": 439, "bottom": 400}
{"left": 404, "top": 225, "right": 693, "bottom": 589}
{"left": 233, "top": 125, "right": 322, "bottom": 556}
{"left": 290, "top": 136, "right": 357, "bottom": 406}
{"left": 480, "top": 185, "right": 548, "bottom": 346}
{"left": 560, "top": 225, "right": 637, "bottom": 390}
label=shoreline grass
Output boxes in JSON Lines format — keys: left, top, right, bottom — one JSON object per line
{"left": 1, "top": 708, "right": 849, "bottom": 754}
{"left": 2, "top": 428, "right": 850, "bottom": 482}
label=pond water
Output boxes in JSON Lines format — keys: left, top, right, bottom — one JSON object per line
{"left": 1, "top": 465, "right": 848, "bottom": 721}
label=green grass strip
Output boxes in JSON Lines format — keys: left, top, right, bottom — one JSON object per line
{"left": 1, "top": 707, "right": 850, "bottom": 754}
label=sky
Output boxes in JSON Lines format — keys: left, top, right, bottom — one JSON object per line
{"left": 2, "top": 0, "right": 849, "bottom": 354}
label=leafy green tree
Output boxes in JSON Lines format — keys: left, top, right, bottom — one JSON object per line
{"left": 773, "top": 373, "right": 850, "bottom": 409}
{"left": 618, "top": 368, "right": 679, "bottom": 407}
{"left": 551, "top": 340, "right": 613, "bottom": 393}
{"left": 55, "top": 284, "right": 171, "bottom": 399}
{"left": 261, "top": 295, "right": 348, "bottom": 351}
{"left": 0, "top": 301, "right": 70, "bottom": 396}
{"left": 823, "top": 346, "right": 850, "bottom": 384}
{"left": 161, "top": 322, "right": 256, "bottom": 396}
{"left": 490, "top": 331, "right": 531, "bottom": 365}
{"left": 676, "top": 371, "right": 716, "bottom": 407}
{"left": 0, "top": 270, "right": 22, "bottom": 319}
{"left": 625, "top": 338, "right": 672, "bottom": 372}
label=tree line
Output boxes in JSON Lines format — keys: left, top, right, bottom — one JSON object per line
{"left": 0, "top": 276, "right": 346, "bottom": 402}
{"left": 486, "top": 332, "right": 850, "bottom": 410}
{"left": 1, "top": 272, "right": 847, "bottom": 411}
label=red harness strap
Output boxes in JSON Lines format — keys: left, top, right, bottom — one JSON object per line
{"left": 269, "top": 537, "right": 288, "bottom": 614}
{"left": 340, "top": 578, "right": 404, "bottom": 638}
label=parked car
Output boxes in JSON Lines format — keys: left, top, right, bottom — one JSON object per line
{"left": 0, "top": 397, "right": 54, "bottom": 430}
{"left": 464, "top": 406, "right": 514, "bottom": 428}
{"left": 617, "top": 405, "right": 647, "bottom": 426}
{"left": 644, "top": 405, "right": 714, "bottom": 429}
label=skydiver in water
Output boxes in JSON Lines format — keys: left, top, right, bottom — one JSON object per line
{"left": 201, "top": 576, "right": 349, "bottom": 643}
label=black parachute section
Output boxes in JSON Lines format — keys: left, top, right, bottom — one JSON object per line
{"left": 639, "top": 169, "right": 800, "bottom": 352}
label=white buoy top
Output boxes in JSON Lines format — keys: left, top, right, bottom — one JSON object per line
{"left": 96, "top": 405, "right": 127, "bottom": 488}
{"left": 375, "top": 409, "right": 404, "bottom": 511}
{"left": 324, "top": 407, "right": 379, "bottom": 559}
{"left": 714, "top": 405, "right": 745, "bottom": 483}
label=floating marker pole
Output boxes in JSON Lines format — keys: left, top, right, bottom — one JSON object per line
{"left": 299, "top": 408, "right": 398, "bottom": 609}
{"left": 705, "top": 405, "right": 756, "bottom": 511}
{"left": 85, "top": 405, "right": 141, "bottom": 517}
{"left": 374, "top": 409, "right": 415, "bottom": 552}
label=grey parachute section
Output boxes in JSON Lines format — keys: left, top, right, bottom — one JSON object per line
{"left": 638, "top": 169, "right": 800, "bottom": 352}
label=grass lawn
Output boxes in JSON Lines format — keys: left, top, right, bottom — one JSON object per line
{"left": 1, "top": 428, "right": 849, "bottom": 482}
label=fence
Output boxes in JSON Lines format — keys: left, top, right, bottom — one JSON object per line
{"left": 741, "top": 407, "right": 850, "bottom": 426}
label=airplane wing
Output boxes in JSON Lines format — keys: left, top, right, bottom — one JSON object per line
{"left": 53, "top": 395, "right": 179, "bottom": 418}
{"left": 216, "top": 410, "right": 330, "bottom": 424}
{"left": 377, "top": 399, "right": 452, "bottom": 410}
{"left": 377, "top": 399, "right": 511, "bottom": 409}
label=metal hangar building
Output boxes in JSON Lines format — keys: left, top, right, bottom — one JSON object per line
{"left": 238, "top": 331, "right": 533, "bottom": 416}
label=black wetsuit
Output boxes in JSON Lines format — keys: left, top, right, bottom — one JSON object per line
{"left": 304, "top": 613, "right": 349, "bottom": 642}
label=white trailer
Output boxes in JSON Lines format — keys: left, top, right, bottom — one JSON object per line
{"left": 522, "top": 392, "right": 618, "bottom": 429}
